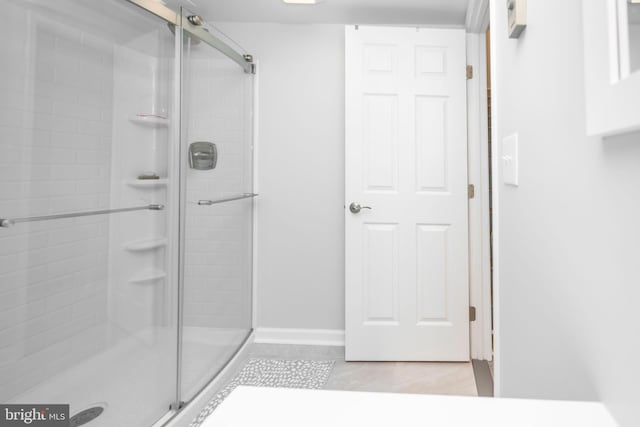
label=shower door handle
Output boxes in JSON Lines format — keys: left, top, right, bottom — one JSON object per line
{"left": 349, "top": 202, "right": 372, "bottom": 214}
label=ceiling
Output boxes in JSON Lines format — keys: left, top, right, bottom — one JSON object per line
{"left": 164, "top": 0, "right": 471, "bottom": 26}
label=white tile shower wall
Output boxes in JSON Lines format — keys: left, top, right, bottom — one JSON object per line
{"left": 108, "top": 34, "right": 172, "bottom": 339}
{"left": 183, "top": 52, "right": 252, "bottom": 329}
{"left": 0, "top": 3, "right": 114, "bottom": 400}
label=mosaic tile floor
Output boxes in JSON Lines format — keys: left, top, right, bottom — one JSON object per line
{"left": 189, "top": 358, "right": 335, "bottom": 427}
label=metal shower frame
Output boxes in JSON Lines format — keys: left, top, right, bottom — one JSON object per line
{"left": 125, "top": 0, "right": 255, "bottom": 74}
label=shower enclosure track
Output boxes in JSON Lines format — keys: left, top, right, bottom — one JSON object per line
{"left": 125, "top": 0, "right": 255, "bottom": 74}
{"left": 0, "top": 204, "right": 165, "bottom": 228}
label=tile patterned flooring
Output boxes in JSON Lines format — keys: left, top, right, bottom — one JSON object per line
{"left": 247, "top": 344, "right": 478, "bottom": 397}
{"left": 327, "top": 360, "right": 477, "bottom": 396}
{"left": 187, "top": 343, "right": 480, "bottom": 425}
{"left": 189, "top": 358, "right": 335, "bottom": 427}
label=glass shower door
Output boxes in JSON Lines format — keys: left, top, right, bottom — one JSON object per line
{"left": 0, "top": 1, "right": 178, "bottom": 426}
{"left": 179, "top": 14, "right": 254, "bottom": 402}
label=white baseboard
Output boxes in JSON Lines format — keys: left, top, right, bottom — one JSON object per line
{"left": 254, "top": 328, "right": 345, "bottom": 347}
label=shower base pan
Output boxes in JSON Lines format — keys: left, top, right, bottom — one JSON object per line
{"left": 9, "top": 326, "right": 247, "bottom": 427}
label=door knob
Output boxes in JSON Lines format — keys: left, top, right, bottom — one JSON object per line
{"left": 349, "top": 202, "right": 372, "bottom": 214}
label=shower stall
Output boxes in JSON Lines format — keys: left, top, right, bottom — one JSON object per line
{"left": 0, "top": 0, "right": 255, "bottom": 426}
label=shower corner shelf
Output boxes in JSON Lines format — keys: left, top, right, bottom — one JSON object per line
{"left": 129, "top": 270, "right": 167, "bottom": 284}
{"left": 126, "top": 179, "right": 169, "bottom": 188}
{"left": 129, "top": 114, "right": 169, "bottom": 127}
{"left": 124, "top": 237, "right": 168, "bottom": 252}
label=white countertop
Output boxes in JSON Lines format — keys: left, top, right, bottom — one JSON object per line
{"left": 202, "top": 386, "right": 618, "bottom": 427}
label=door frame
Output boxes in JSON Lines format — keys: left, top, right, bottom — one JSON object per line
{"left": 465, "top": 0, "right": 493, "bottom": 362}
{"left": 341, "top": 21, "right": 494, "bottom": 363}
{"left": 465, "top": 0, "right": 501, "bottom": 397}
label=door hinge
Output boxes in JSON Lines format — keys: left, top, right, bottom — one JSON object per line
{"left": 469, "top": 306, "right": 477, "bottom": 322}
{"left": 468, "top": 184, "right": 475, "bottom": 199}
{"left": 466, "top": 65, "right": 474, "bottom": 80}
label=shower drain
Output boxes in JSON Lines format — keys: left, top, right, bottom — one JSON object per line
{"left": 70, "top": 404, "right": 106, "bottom": 426}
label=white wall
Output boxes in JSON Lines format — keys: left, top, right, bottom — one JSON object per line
{"left": 491, "top": 1, "right": 640, "bottom": 426}
{"left": 215, "top": 23, "right": 346, "bottom": 330}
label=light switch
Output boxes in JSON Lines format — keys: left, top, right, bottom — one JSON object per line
{"left": 502, "top": 134, "right": 519, "bottom": 186}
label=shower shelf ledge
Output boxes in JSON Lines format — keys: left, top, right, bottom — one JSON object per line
{"left": 129, "top": 270, "right": 167, "bottom": 284}
{"left": 126, "top": 179, "right": 169, "bottom": 188}
{"left": 129, "top": 115, "right": 169, "bottom": 127}
{"left": 124, "top": 237, "right": 168, "bottom": 252}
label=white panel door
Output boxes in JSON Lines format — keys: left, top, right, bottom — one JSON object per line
{"left": 345, "top": 26, "right": 469, "bottom": 361}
